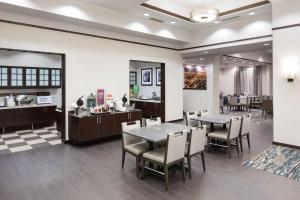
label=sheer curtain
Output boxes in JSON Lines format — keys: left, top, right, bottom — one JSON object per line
{"left": 234, "top": 67, "right": 241, "bottom": 95}
{"left": 240, "top": 67, "right": 254, "bottom": 95}
{"left": 234, "top": 66, "right": 262, "bottom": 95}
{"left": 254, "top": 66, "right": 263, "bottom": 96}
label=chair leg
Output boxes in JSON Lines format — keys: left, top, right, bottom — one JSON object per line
{"left": 201, "top": 152, "right": 206, "bottom": 172}
{"left": 164, "top": 165, "right": 169, "bottom": 191}
{"left": 236, "top": 139, "right": 240, "bottom": 156}
{"left": 181, "top": 160, "right": 185, "bottom": 182}
{"left": 247, "top": 134, "right": 251, "bottom": 149}
{"left": 136, "top": 156, "right": 140, "bottom": 178}
{"left": 240, "top": 135, "right": 243, "bottom": 153}
{"left": 227, "top": 141, "right": 231, "bottom": 158}
{"left": 141, "top": 158, "right": 145, "bottom": 179}
{"left": 121, "top": 150, "right": 125, "bottom": 169}
{"left": 187, "top": 155, "right": 192, "bottom": 179}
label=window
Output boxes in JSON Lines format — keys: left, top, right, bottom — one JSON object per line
{"left": 0, "top": 67, "right": 8, "bottom": 87}
{"left": 25, "top": 68, "right": 37, "bottom": 86}
{"left": 130, "top": 71, "right": 137, "bottom": 86}
{"left": 39, "top": 69, "right": 49, "bottom": 86}
{"left": 11, "top": 67, "right": 23, "bottom": 87}
{"left": 51, "top": 69, "right": 61, "bottom": 87}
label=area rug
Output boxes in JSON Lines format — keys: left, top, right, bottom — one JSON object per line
{"left": 242, "top": 145, "right": 300, "bottom": 181}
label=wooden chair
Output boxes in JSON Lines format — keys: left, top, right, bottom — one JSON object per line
{"left": 145, "top": 117, "right": 161, "bottom": 127}
{"left": 185, "top": 111, "right": 200, "bottom": 127}
{"left": 207, "top": 117, "right": 242, "bottom": 158}
{"left": 186, "top": 126, "right": 207, "bottom": 179}
{"left": 141, "top": 131, "right": 187, "bottom": 191}
{"left": 240, "top": 114, "right": 251, "bottom": 152}
{"left": 262, "top": 100, "right": 273, "bottom": 117}
{"left": 121, "top": 120, "right": 148, "bottom": 178}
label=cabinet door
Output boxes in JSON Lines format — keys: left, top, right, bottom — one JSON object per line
{"left": 0, "top": 67, "right": 8, "bottom": 88}
{"left": 130, "top": 111, "right": 142, "bottom": 122}
{"left": 99, "top": 114, "right": 116, "bottom": 138}
{"left": 0, "top": 109, "right": 18, "bottom": 127}
{"left": 50, "top": 69, "right": 61, "bottom": 88}
{"left": 10, "top": 67, "right": 24, "bottom": 87}
{"left": 25, "top": 68, "right": 37, "bottom": 87}
{"left": 115, "top": 112, "right": 130, "bottom": 135}
{"left": 39, "top": 68, "right": 50, "bottom": 87}
{"left": 79, "top": 116, "right": 99, "bottom": 142}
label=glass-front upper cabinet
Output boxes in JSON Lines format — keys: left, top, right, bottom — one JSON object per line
{"left": 0, "top": 67, "right": 8, "bottom": 87}
{"left": 39, "top": 68, "right": 49, "bottom": 87}
{"left": 51, "top": 69, "right": 61, "bottom": 87}
{"left": 11, "top": 67, "right": 23, "bottom": 87}
{"left": 25, "top": 68, "right": 37, "bottom": 87}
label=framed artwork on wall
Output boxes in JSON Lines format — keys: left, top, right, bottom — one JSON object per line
{"left": 156, "top": 68, "right": 161, "bottom": 86}
{"left": 183, "top": 64, "right": 207, "bottom": 90}
{"left": 141, "top": 68, "right": 153, "bottom": 86}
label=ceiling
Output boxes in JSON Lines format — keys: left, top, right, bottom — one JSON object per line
{"left": 78, "top": 0, "right": 272, "bottom": 30}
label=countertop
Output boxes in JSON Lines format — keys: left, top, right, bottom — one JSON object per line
{"left": 70, "top": 109, "right": 142, "bottom": 118}
{"left": 0, "top": 104, "right": 57, "bottom": 110}
{"left": 130, "top": 98, "right": 161, "bottom": 103}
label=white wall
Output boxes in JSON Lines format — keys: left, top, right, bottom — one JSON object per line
{"left": 219, "top": 67, "right": 235, "bottom": 95}
{"left": 183, "top": 57, "right": 219, "bottom": 114}
{"left": 0, "top": 21, "right": 183, "bottom": 140}
{"left": 0, "top": 50, "right": 62, "bottom": 106}
{"left": 129, "top": 61, "right": 161, "bottom": 98}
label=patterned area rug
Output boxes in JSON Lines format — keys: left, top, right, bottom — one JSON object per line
{"left": 242, "top": 145, "right": 300, "bottom": 181}
{"left": 223, "top": 107, "right": 273, "bottom": 127}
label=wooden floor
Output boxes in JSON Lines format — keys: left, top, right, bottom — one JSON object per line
{"left": 0, "top": 120, "right": 299, "bottom": 200}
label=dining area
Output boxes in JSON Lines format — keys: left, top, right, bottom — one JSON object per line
{"left": 121, "top": 110, "right": 251, "bottom": 191}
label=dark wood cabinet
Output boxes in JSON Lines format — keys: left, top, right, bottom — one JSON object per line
{"left": 131, "top": 100, "right": 165, "bottom": 122}
{"left": 68, "top": 110, "right": 142, "bottom": 144}
{"left": 0, "top": 105, "right": 58, "bottom": 132}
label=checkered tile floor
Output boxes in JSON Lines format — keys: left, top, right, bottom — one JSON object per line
{"left": 0, "top": 126, "right": 62, "bottom": 155}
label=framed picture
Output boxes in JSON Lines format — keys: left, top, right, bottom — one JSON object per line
{"left": 156, "top": 68, "right": 161, "bottom": 86}
{"left": 183, "top": 64, "right": 207, "bottom": 90}
{"left": 141, "top": 68, "right": 153, "bottom": 86}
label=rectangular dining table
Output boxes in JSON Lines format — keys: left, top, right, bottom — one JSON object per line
{"left": 191, "top": 114, "right": 236, "bottom": 131}
{"left": 123, "top": 123, "right": 190, "bottom": 149}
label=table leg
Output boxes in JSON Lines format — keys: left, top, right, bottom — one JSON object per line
{"left": 210, "top": 123, "right": 214, "bottom": 132}
{"left": 148, "top": 142, "right": 154, "bottom": 168}
{"left": 223, "top": 124, "right": 226, "bottom": 129}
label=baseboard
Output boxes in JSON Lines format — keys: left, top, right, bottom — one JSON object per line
{"left": 272, "top": 141, "right": 300, "bottom": 149}
{"left": 168, "top": 118, "right": 184, "bottom": 123}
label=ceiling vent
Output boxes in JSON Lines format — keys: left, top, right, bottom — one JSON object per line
{"left": 149, "top": 17, "right": 164, "bottom": 23}
{"left": 221, "top": 16, "right": 240, "bottom": 22}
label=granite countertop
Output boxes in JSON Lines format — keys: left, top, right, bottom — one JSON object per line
{"left": 0, "top": 104, "right": 57, "bottom": 110}
{"left": 71, "top": 109, "right": 142, "bottom": 118}
{"left": 130, "top": 98, "right": 161, "bottom": 103}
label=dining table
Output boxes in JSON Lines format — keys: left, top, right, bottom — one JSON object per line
{"left": 123, "top": 123, "right": 190, "bottom": 150}
{"left": 191, "top": 114, "right": 236, "bottom": 131}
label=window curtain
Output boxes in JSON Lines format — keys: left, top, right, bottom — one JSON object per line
{"left": 234, "top": 68, "right": 241, "bottom": 95}
{"left": 254, "top": 66, "right": 263, "bottom": 96}
{"left": 240, "top": 67, "right": 254, "bottom": 95}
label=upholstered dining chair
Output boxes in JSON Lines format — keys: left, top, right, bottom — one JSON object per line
{"left": 207, "top": 116, "right": 242, "bottom": 158}
{"left": 121, "top": 120, "right": 148, "bottom": 178}
{"left": 185, "top": 111, "right": 200, "bottom": 127}
{"left": 186, "top": 126, "right": 207, "bottom": 179}
{"left": 141, "top": 131, "right": 187, "bottom": 191}
{"left": 239, "top": 114, "right": 251, "bottom": 152}
{"left": 228, "top": 96, "right": 239, "bottom": 110}
{"left": 145, "top": 117, "right": 161, "bottom": 127}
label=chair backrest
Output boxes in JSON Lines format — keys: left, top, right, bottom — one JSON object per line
{"left": 239, "top": 97, "right": 247, "bottom": 104}
{"left": 219, "top": 97, "right": 224, "bottom": 107}
{"left": 200, "top": 109, "right": 209, "bottom": 116}
{"left": 228, "top": 117, "right": 242, "bottom": 139}
{"left": 241, "top": 114, "right": 251, "bottom": 135}
{"left": 246, "top": 97, "right": 251, "bottom": 105}
{"left": 121, "top": 120, "right": 141, "bottom": 146}
{"left": 229, "top": 96, "right": 238, "bottom": 105}
{"left": 165, "top": 131, "right": 187, "bottom": 164}
{"left": 186, "top": 111, "right": 200, "bottom": 127}
{"left": 145, "top": 117, "right": 161, "bottom": 127}
{"left": 188, "top": 125, "right": 207, "bottom": 156}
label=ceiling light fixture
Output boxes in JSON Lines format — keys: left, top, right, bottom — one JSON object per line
{"left": 264, "top": 43, "right": 270, "bottom": 46}
{"left": 144, "top": 13, "right": 150, "bottom": 17}
{"left": 200, "top": 58, "right": 204, "bottom": 61}
{"left": 190, "top": 7, "right": 219, "bottom": 23}
{"left": 214, "top": 21, "right": 220, "bottom": 24}
{"left": 204, "top": 51, "right": 209, "bottom": 54}
{"left": 249, "top": 12, "right": 256, "bottom": 16}
{"left": 170, "top": 21, "right": 176, "bottom": 24}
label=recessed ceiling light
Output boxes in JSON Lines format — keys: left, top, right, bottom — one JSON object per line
{"left": 204, "top": 51, "right": 209, "bottom": 54}
{"left": 249, "top": 12, "right": 256, "bottom": 16}
{"left": 200, "top": 58, "right": 204, "bottom": 61}
{"left": 170, "top": 21, "right": 176, "bottom": 24}
{"left": 223, "top": 58, "right": 227, "bottom": 60}
{"left": 242, "top": 61, "right": 245, "bottom": 64}
{"left": 264, "top": 43, "right": 270, "bottom": 46}
{"left": 214, "top": 21, "right": 220, "bottom": 24}
{"left": 144, "top": 13, "right": 150, "bottom": 17}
